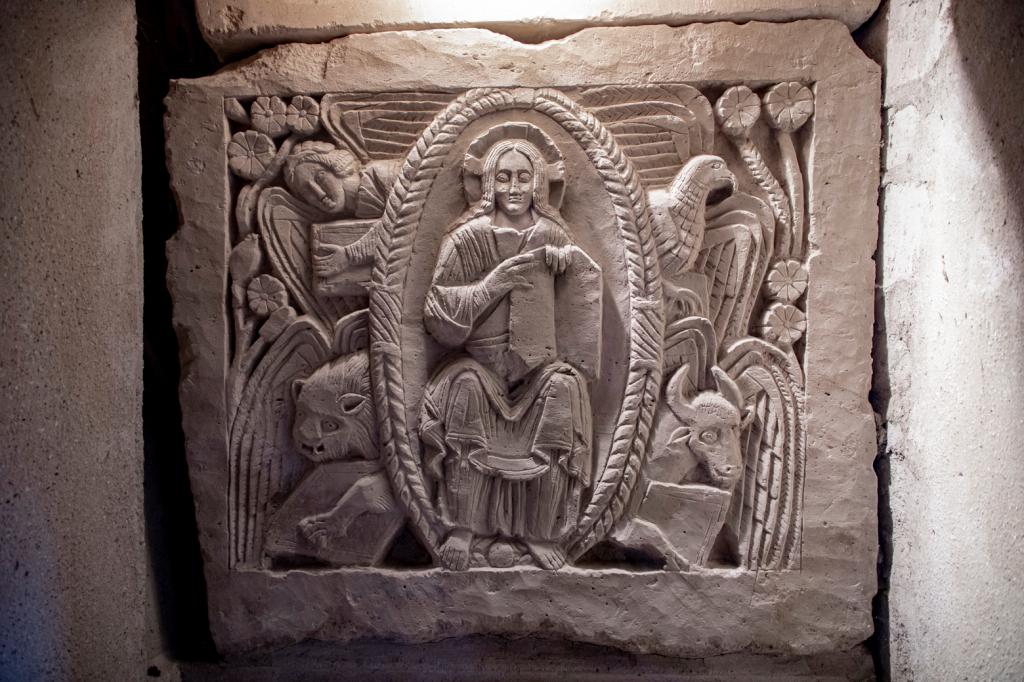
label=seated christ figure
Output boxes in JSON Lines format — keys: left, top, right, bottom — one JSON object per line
{"left": 419, "top": 133, "right": 602, "bottom": 571}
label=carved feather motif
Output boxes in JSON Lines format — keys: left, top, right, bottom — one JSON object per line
{"left": 699, "top": 192, "right": 774, "bottom": 344}
{"left": 719, "top": 338, "right": 806, "bottom": 570}
{"left": 320, "top": 92, "right": 453, "bottom": 161}
{"left": 257, "top": 188, "right": 365, "bottom": 328}
{"left": 228, "top": 317, "right": 332, "bottom": 567}
{"left": 577, "top": 84, "right": 714, "bottom": 186}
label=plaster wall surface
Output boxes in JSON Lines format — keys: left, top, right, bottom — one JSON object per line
{"left": 862, "top": 1, "right": 1024, "bottom": 679}
{"left": 0, "top": 0, "right": 148, "bottom": 679}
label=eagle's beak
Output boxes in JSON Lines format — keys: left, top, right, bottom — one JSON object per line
{"left": 707, "top": 170, "right": 736, "bottom": 205}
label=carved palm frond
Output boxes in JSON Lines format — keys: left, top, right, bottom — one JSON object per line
{"left": 227, "top": 317, "right": 332, "bottom": 568}
{"left": 719, "top": 338, "right": 805, "bottom": 570}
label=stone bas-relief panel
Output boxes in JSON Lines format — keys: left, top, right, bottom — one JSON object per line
{"left": 167, "top": 24, "right": 880, "bottom": 656}
{"left": 230, "top": 83, "right": 808, "bottom": 573}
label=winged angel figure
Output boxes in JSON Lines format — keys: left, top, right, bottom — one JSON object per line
{"left": 223, "top": 84, "right": 807, "bottom": 572}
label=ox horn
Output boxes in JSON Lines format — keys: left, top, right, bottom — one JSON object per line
{"left": 665, "top": 364, "right": 698, "bottom": 423}
{"left": 712, "top": 366, "right": 745, "bottom": 412}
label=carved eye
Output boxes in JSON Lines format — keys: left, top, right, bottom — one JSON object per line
{"left": 712, "top": 162, "right": 723, "bottom": 170}
{"left": 316, "top": 170, "right": 326, "bottom": 182}
{"left": 496, "top": 172, "right": 511, "bottom": 183}
{"left": 339, "top": 393, "right": 365, "bottom": 414}
{"left": 518, "top": 171, "right": 532, "bottom": 183}
{"left": 322, "top": 419, "right": 340, "bottom": 433}
{"left": 699, "top": 429, "right": 719, "bottom": 444}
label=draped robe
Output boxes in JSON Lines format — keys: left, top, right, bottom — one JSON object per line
{"left": 419, "top": 214, "right": 597, "bottom": 542}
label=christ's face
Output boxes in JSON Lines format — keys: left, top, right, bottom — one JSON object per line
{"left": 493, "top": 150, "right": 534, "bottom": 217}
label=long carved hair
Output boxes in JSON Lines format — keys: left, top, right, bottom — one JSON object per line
{"left": 283, "top": 140, "right": 359, "bottom": 187}
{"left": 456, "top": 139, "right": 572, "bottom": 237}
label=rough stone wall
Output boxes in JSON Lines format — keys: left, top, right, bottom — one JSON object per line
{"left": 862, "top": 0, "right": 1024, "bottom": 679}
{"left": 0, "top": 0, "right": 148, "bottom": 679}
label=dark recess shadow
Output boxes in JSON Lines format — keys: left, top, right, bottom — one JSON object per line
{"left": 851, "top": 4, "right": 894, "bottom": 680}
{"left": 137, "top": 0, "right": 219, "bottom": 663}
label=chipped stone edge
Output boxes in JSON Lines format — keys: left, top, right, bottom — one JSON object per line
{"left": 194, "top": 1, "right": 883, "bottom": 61}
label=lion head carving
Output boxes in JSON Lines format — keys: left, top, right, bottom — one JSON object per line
{"left": 291, "top": 351, "right": 377, "bottom": 463}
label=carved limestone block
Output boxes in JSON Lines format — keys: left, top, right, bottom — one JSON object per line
{"left": 167, "top": 23, "right": 880, "bottom": 656}
{"left": 194, "top": 1, "right": 883, "bottom": 60}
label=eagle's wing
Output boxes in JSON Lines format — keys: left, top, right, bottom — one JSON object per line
{"left": 258, "top": 187, "right": 365, "bottom": 327}
{"left": 718, "top": 337, "right": 806, "bottom": 570}
{"left": 320, "top": 92, "right": 453, "bottom": 161}
{"left": 577, "top": 85, "right": 714, "bottom": 187}
{"left": 696, "top": 192, "right": 775, "bottom": 345}
{"left": 228, "top": 316, "right": 332, "bottom": 568}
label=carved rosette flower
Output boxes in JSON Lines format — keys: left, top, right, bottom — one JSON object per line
{"left": 714, "top": 86, "right": 761, "bottom": 137}
{"left": 286, "top": 95, "right": 321, "bottom": 135}
{"left": 766, "top": 259, "right": 809, "bottom": 303}
{"left": 761, "top": 302, "right": 807, "bottom": 346}
{"left": 250, "top": 96, "right": 288, "bottom": 137}
{"left": 763, "top": 82, "right": 814, "bottom": 133}
{"left": 247, "top": 274, "right": 288, "bottom": 317}
{"left": 227, "top": 131, "right": 276, "bottom": 180}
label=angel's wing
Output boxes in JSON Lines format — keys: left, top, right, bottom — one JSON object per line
{"left": 228, "top": 316, "right": 332, "bottom": 568}
{"left": 258, "top": 187, "right": 365, "bottom": 327}
{"left": 320, "top": 92, "right": 453, "bottom": 161}
{"left": 577, "top": 84, "right": 714, "bottom": 187}
{"left": 695, "top": 192, "right": 775, "bottom": 345}
{"left": 719, "top": 338, "right": 805, "bottom": 570}
{"left": 331, "top": 308, "right": 369, "bottom": 356}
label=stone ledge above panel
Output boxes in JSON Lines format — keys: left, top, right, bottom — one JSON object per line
{"left": 195, "top": 0, "right": 882, "bottom": 60}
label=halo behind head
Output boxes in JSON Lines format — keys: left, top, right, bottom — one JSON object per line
{"left": 463, "top": 122, "right": 566, "bottom": 208}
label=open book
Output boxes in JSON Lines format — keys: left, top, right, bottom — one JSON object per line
{"left": 311, "top": 219, "right": 377, "bottom": 296}
{"left": 638, "top": 481, "right": 733, "bottom": 566}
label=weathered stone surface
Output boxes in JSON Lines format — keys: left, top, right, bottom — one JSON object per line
{"left": 181, "top": 638, "right": 875, "bottom": 680}
{"left": 195, "top": 0, "right": 883, "bottom": 60}
{"left": 863, "top": 0, "right": 1024, "bottom": 679}
{"left": 167, "top": 22, "right": 879, "bottom": 656}
{"left": 0, "top": 0, "right": 148, "bottom": 678}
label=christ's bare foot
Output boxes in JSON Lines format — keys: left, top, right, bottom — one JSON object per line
{"left": 526, "top": 541, "right": 566, "bottom": 570}
{"left": 440, "top": 528, "right": 473, "bottom": 570}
